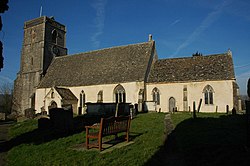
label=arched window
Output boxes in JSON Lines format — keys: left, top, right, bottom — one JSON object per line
{"left": 203, "top": 85, "right": 214, "bottom": 105}
{"left": 114, "top": 84, "right": 126, "bottom": 103}
{"left": 97, "top": 90, "right": 103, "bottom": 103}
{"left": 152, "top": 87, "right": 160, "bottom": 105}
{"left": 79, "top": 90, "right": 86, "bottom": 107}
{"left": 52, "top": 29, "right": 58, "bottom": 44}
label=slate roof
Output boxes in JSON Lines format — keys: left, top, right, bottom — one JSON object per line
{"left": 55, "top": 87, "right": 78, "bottom": 100}
{"left": 148, "top": 53, "right": 235, "bottom": 83}
{"left": 38, "top": 41, "right": 155, "bottom": 88}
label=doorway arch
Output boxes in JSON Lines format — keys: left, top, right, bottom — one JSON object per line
{"left": 49, "top": 100, "right": 57, "bottom": 110}
{"left": 169, "top": 97, "right": 176, "bottom": 112}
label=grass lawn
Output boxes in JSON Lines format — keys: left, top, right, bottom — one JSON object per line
{"left": 7, "top": 113, "right": 166, "bottom": 166}
{"left": 6, "top": 112, "right": 249, "bottom": 165}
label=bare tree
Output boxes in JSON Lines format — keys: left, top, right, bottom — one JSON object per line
{"left": 0, "top": 82, "right": 13, "bottom": 115}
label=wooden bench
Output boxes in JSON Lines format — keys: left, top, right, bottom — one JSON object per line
{"left": 85, "top": 116, "right": 131, "bottom": 151}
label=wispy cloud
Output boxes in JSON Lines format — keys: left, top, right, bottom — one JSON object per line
{"left": 91, "top": 0, "right": 107, "bottom": 48}
{"left": 235, "top": 63, "right": 250, "bottom": 69}
{"left": 170, "top": 19, "right": 181, "bottom": 26}
{"left": 170, "top": 0, "right": 233, "bottom": 57}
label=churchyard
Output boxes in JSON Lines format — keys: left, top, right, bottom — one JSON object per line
{"left": 2, "top": 112, "right": 249, "bottom": 166}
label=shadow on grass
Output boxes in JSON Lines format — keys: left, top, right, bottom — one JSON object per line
{"left": 145, "top": 114, "right": 250, "bottom": 166}
{"left": 0, "top": 114, "right": 102, "bottom": 153}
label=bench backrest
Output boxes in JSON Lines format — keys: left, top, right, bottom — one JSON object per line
{"left": 100, "top": 116, "right": 131, "bottom": 136}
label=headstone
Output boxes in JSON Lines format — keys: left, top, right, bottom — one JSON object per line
{"left": 0, "top": 113, "right": 5, "bottom": 121}
{"left": 197, "top": 99, "right": 202, "bottom": 113}
{"left": 24, "top": 108, "right": 35, "bottom": 119}
{"left": 193, "top": 101, "right": 196, "bottom": 119}
{"left": 38, "top": 117, "right": 51, "bottom": 130}
{"left": 49, "top": 108, "right": 73, "bottom": 133}
{"left": 232, "top": 107, "right": 236, "bottom": 115}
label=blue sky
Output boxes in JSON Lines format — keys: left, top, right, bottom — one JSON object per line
{"left": 0, "top": 0, "right": 250, "bottom": 95}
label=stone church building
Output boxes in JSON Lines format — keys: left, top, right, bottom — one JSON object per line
{"left": 13, "top": 16, "right": 240, "bottom": 115}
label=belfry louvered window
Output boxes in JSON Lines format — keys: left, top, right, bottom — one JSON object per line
{"left": 52, "top": 29, "right": 58, "bottom": 44}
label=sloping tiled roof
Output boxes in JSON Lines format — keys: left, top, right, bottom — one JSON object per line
{"left": 38, "top": 41, "right": 155, "bottom": 88}
{"left": 55, "top": 87, "right": 78, "bottom": 100}
{"left": 148, "top": 53, "right": 235, "bottom": 83}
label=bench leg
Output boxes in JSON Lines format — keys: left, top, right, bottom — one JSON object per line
{"left": 98, "top": 137, "right": 102, "bottom": 151}
{"left": 86, "top": 137, "right": 89, "bottom": 149}
{"left": 86, "top": 129, "right": 89, "bottom": 149}
{"left": 126, "top": 132, "right": 129, "bottom": 142}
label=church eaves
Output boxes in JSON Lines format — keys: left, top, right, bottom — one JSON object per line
{"left": 38, "top": 41, "right": 155, "bottom": 88}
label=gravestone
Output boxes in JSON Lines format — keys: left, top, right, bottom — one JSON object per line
{"left": 49, "top": 108, "right": 73, "bottom": 133}
{"left": 24, "top": 108, "right": 35, "bottom": 119}
{"left": 0, "top": 113, "right": 5, "bottom": 121}
{"left": 38, "top": 117, "right": 51, "bottom": 130}
{"left": 193, "top": 101, "right": 197, "bottom": 119}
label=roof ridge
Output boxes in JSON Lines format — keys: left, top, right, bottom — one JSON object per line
{"left": 159, "top": 53, "right": 228, "bottom": 61}
{"left": 66, "top": 41, "right": 154, "bottom": 57}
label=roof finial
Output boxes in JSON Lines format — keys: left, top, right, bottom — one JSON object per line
{"left": 227, "top": 48, "right": 232, "bottom": 56}
{"left": 148, "top": 34, "right": 153, "bottom": 41}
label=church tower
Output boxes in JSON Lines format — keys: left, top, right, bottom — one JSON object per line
{"left": 13, "top": 16, "right": 67, "bottom": 115}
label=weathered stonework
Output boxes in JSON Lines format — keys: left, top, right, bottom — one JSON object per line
{"left": 13, "top": 16, "right": 67, "bottom": 115}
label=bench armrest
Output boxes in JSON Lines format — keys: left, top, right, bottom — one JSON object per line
{"left": 85, "top": 123, "right": 100, "bottom": 129}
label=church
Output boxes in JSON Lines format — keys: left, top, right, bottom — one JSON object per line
{"left": 13, "top": 16, "right": 240, "bottom": 115}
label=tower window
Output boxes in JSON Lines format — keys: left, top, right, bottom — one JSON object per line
{"left": 31, "top": 57, "right": 33, "bottom": 66}
{"left": 52, "top": 30, "right": 58, "bottom": 44}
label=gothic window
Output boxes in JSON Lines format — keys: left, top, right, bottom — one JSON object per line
{"left": 79, "top": 90, "right": 85, "bottom": 107}
{"left": 52, "top": 29, "right": 58, "bottom": 44}
{"left": 97, "top": 90, "right": 103, "bottom": 103}
{"left": 152, "top": 87, "right": 160, "bottom": 105}
{"left": 203, "top": 85, "right": 214, "bottom": 105}
{"left": 114, "top": 84, "right": 126, "bottom": 103}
